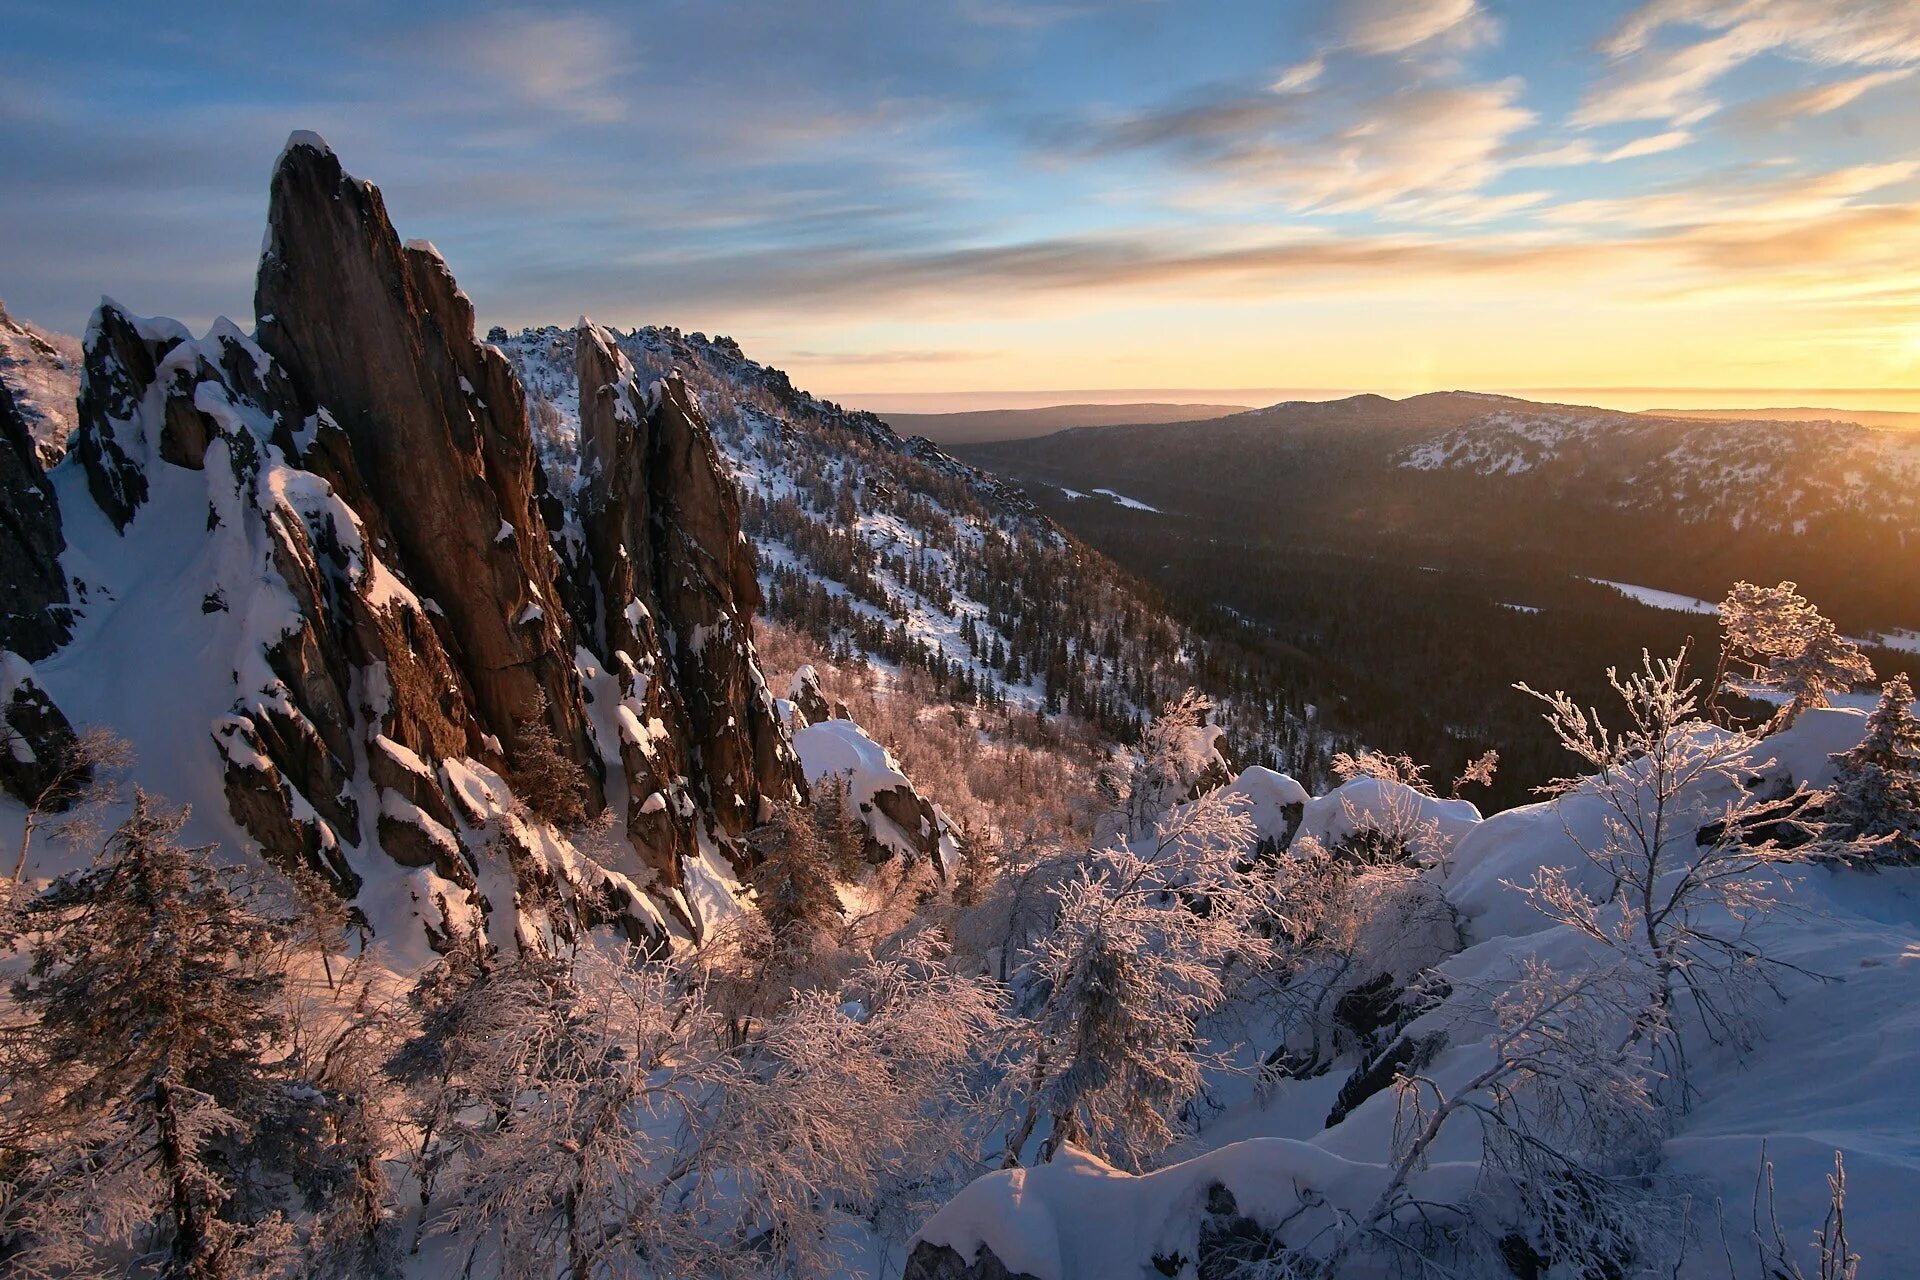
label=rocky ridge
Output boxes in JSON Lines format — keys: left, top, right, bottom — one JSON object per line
{"left": 1, "top": 134, "right": 812, "bottom": 953}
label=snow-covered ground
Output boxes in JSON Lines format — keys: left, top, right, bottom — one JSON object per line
{"left": 1091, "top": 487, "right": 1161, "bottom": 513}
{"left": 914, "top": 707, "right": 1920, "bottom": 1279}
{"left": 1586, "top": 577, "right": 1719, "bottom": 615}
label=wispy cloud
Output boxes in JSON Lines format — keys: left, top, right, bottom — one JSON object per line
{"left": 1579, "top": 0, "right": 1920, "bottom": 126}
{"left": 1337, "top": 0, "right": 1494, "bottom": 57}
{"left": 1729, "top": 67, "right": 1916, "bottom": 128}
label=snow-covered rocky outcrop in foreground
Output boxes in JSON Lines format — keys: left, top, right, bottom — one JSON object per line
{"left": 908, "top": 707, "right": 1920, "bottom": 1280}
{"left": 0, "top": 136, "right": 820, "bottom": 958}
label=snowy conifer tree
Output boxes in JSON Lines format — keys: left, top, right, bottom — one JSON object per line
{"left": 504, "top": 691, "right": 590, "bottom": 827}
{"left": 1004, "top": 787, "right": 1266, "bottom": 1170}
{"left": 1825, "top": 674, "right": 1920, "bottom": 863}
{"left": 1, "top": 792, "right": 306, "bottom": 1277}
{"left": 748, "top": 800, "right": 843, "bottom": 942}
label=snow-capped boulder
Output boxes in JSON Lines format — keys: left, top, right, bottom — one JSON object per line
{"left": 1218, "top": 765, "right": 1310, "bottom": 847}
{"left": 792, "top": 716, "right": 958, "bottom": 872}
{"left": 1294, "top": 776, "right": 1481, "bottom": 856}
{"left": 906, "top": 1141, "right": 1383, "bottom": 1280}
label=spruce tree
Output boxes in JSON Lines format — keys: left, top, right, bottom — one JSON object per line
{"left": 811, "top": 772, "right": 869, "bottom": 880}
{"left": 505, "top": 691, "right": 590, "bottom": 827}
{"left": 747, "top": 801, "right": 842, "bottom": 941}
{"left": 1827, "top": 675, "right": 1920, "bottom": 862}
{"left": 5, "top": 791, "right": 300, "bottom": 1277}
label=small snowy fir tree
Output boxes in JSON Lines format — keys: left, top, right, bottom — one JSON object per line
{"left": 748, "top": 799, "right": 844, "bottom": 942}
{"left": 504, "top": 691, "right": 590, "bottom": 826}
{"left": 1824, "top": 674, "right": 1920, "bottom": 863}
{"left": 1716, "top": 581, "right": 1874, "bottom": 725}
{"left": 1004, "top": 787, "right": 1267, "bottom": 1170}
{"left": 809, "top": 769, "right": 868, "bottom": 880}
{"left": 1114, "top": 689, "right": 1224, "bottom": 839}
{"left": 1, "top": 792, "right": 307, "bottom": 1278}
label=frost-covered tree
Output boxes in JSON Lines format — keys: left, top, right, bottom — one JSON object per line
{"left": 433, "top": 938, "right": 1002, "bottom": 1280}
{"left": 1715, "top": 581, "right": 1874, "bottom": 725}
{"left": 1823, "top": 674, "right": 1920, "bottom": 863}
{"left": 1318, "top": 959, "right": 1674, "bottom": 1278}
{"left": 1111, "top": 689, "right": 1225, "bottom": 840}
{"left": 1451, "top": 748, "right": 1499, "bottom": 797}
{"left": 0, "top": 792, "right": 307, "bottom": 1278}
{"left": 1256, "top": 836, "right": 1456, "bottom": 1074}
{"left": 1003, "top": 788, "right": 1267, "bottom": 1170}
{"left": 1517, "top": 651, "right": 1820, "bottom": 1084}
{"left": 1329, "top": 748, "right": 1432, "bottom": 795}
{"left": 385, "top": 919, "right": 499, "bottom": 1253}
{"left": 505, "top": 691, "right": 590, "bottom": 827}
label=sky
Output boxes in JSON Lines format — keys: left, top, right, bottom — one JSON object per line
{"left": 4, "top": 0, "right": 1920, "bottom": 410}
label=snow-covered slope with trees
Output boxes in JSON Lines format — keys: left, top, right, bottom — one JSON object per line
{"left": 494, "top": 324, "right": 1328, "bottom": 777}
{"left": 906, "top": 655, "right": 1920, "bottom": 1280}
{"left": 1399, "top": 400, "right": 1920, "bottom": 537}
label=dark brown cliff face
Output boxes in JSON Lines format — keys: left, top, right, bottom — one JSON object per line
{"left": 574, "top": 324, "right": 701, "bottom": 892}
{"left": 254, "top": 138, "right": 593, "bottom": 781}
{"left": 0, "top": 377, "right": 69, "bottom": 662}
{"left": 569, "top": 322, "right": 803, "bottom": 894}
{"left": 647, "top": 373, "right": 801, "bottom": 838}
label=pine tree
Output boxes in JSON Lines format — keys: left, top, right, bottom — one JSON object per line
{"left": 1826, "top": 675, "right": 1920, "bottom": 863}
{"left": 811, "top": 771, "right": 869, "bottom": 881}
{"left": 505, "top": 691, "right": 590, "bottom": 827}
{"left": 3, "top": 792, "right": 302, "bottom": 1278}
{"left": 748, "top": 801, "right": 843, "bottom": 942}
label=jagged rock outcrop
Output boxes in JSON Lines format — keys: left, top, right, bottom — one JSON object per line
{"left": 21, "top": 133, "right": 808, "bottom": 949}
{"left": 0, "top": 653, "right": 80, "bottom": 806}
{"left": 0, "top": 298, "right": 82, "bottom": 467}
{"left": 787, "top": 665, "right": 833, "bottom": 728}
{"left": 791, "top": 717, "right": 956, "bottom": 872}
{"left": 902, "top": 1241, "right": 1041, "bottom": 1280}
{"left": 0, "top": 377, "right": 69, "bottom": 660}
{"left": 256, "top": 134, "right": 593, "bottom": 779}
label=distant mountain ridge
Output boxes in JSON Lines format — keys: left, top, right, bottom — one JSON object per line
{"left": 1647, "top": 405, "right": 1920, "bottom": 432}
{"left": 880, "top": 401, "right": 1247, "bottom": 445}
{"left": 963, "top": 389, "right": 1920, "bottom": 628}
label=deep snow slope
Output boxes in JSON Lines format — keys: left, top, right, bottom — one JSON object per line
{"left": 909, "top": 708, "right": 1920, "bottom": 1280}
